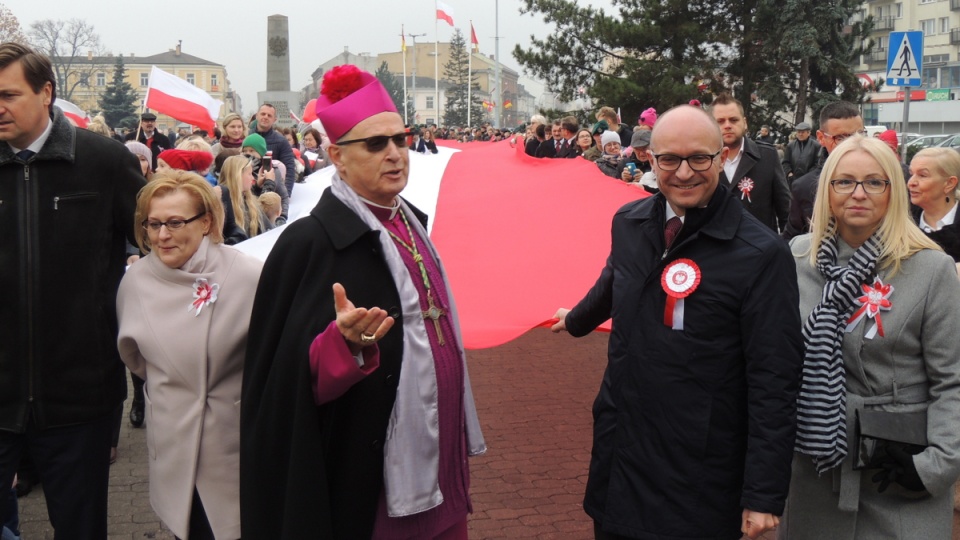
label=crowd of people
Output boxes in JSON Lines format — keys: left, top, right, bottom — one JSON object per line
{"left": 3, "top": 40, "right": 960, "bottom": 540}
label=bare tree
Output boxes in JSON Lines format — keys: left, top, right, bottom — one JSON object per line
{"left": 0, "top": 4, "right": 27, "bottom": 44}
{"left": 29, "top": 18, "right": 107, "bottom": 101}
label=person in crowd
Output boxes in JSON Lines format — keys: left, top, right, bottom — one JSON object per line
{"left": 782, "top": 101, "right": 864, "bottom": 241}
{"left": 583, "top": 121, "right": 607, "bottom": 162}
{"left": 552, "top": 105, "right": 802, "bottom": 540}
{"left": 282, "top": 127, "right": 298, "bottom": 149}
{"left": 781, "top": 135, "right": 960, "bottom": 539}
{"left": 300, "top": 127, "right": 329, "bottom": 174}
{"left": 240, "top": 64, "right": 486, "bottom": 539}
{"left": 908, "top": 147, "right": 960, "bottom": 261}
{"left": 117, "top": 171, "right": 262, "bottom": 540}
{"left": 597, "top": 106, "right": 632, "bottom": 147}
{"left": 174, "top": 137, "right": 218, "bottom": 185}
{"left": 211, "top": 113, "right": 246, "bottom": 157}
{"left": 0, "top": 42, "right": 145, "bottom": 537}
{"left": 595, "top": 131, "right": 624, "bottom": 178}
{"left": 409, "top": 128, "right": 423, "bottom": 152}
{"left": 877, "top": 129, "right": 900, "bottom": 158}
{"left": 258, "top": 192, "right": 282, "bottom": 228}
{"left": 711, "top": 93, "right": 790, "bottom": 233}
{"left": 618, "top": 130, "right": 653, "bottom": 183}
{"left": 536, "top": 120, "right": 564, "bottom": 158}
{"left": 757, "top": 125, "right": 777, "bottom": 145}
{"left": 242, "top": 133, "right": 289, "bottom": 225}
{"left": 526, "top": 114, "right": 547, "bottom": 156}
{"left": 253, "top": 103, "right": 297, "bottom": 197}
{"left": 421, "top": 128, "right": 439, "bottom": 154}
{"left": 573, "top": 127, "right": 595, "bottom": 160}
{"left": 86, "top": 114, "right": 112, "bottom": 138}
{"left": 557, "top": 116, "right": 579, "bottom": 158}
{"left": 781, "top": 122, "right": 820, "bottom": 185}
{"left": 126, "top": 111, "right": 173, "bottom": 171}
{"left": 637, "top": 107, "right": 657, "bottom": 131}
{"left": 127, "top": 140, "right": 153, "bottom": 182}
{"left": 219, "top": 155, "right": 269, "bottom": 239}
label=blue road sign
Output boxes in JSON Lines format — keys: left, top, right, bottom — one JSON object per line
{"left": 886, "top": 31, "right": 923, "bottom": 87}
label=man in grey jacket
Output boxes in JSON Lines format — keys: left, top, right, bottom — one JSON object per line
{"left": 781, "top": 122, "right": 821, "bottom": 185}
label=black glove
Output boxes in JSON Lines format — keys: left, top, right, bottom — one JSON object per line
{"left": 870, "top": 445, "right": 925, "bottom": 493}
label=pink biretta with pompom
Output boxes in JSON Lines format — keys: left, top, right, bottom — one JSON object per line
{"left": 315, "top": 65, "right": 398, "bottom": 142}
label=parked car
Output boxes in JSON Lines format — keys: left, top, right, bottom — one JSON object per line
{"left": 909, "top": 134, "right": 951, "bottom": 149}
{"left": 935, "top": 133, "right": 960, "bottom": 148}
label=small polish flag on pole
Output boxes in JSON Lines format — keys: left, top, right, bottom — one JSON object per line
{"left": 53, "top": 99, "right": 89, "bottom": 128}
{"left": 470, "top": 22, "right": 479, "bottom": 51}
{"left": 436, "top": 0, "right": 455, "bottom": 26}
{"left": 144, "top": 66, "right": 223, "bottom": 133}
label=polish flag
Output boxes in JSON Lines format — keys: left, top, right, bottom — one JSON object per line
{"left": 470, "top": 22, "right": 479, "bottom": 51}
{"left": 235, "top": 139, "right": 649, "bottom": 349}
{"left": 436, "top": 0, "right": 455, "bottom": 26}
{"left": 54, "top": 99, "right": 89, "bottom": 128}
{"left": 144, "top": 66, "right": 223, "bottom": 133}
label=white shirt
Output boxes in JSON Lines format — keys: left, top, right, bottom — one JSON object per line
{"left": 919, "top": 202, "right": 958, "bottom": 233}
{"left": 11, "top": 116, "right": 53, "bottom": 155}
{"left": 723, "top": 140, "right": 745, "bottom": 182}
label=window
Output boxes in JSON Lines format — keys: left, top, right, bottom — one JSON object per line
{"left": 876, "top": 36, "right": 885, "bottom": 51}
{"left": 894, "top": 3, "right": 902, "bottom": 18}
{"left": 925, "top": 54, "right": 950, "bottom": 63}
{"left": 210, "top": 73, "right": 218, "bottom": 90}
{"left": 923, "top": 67, "right": 940, "bottom": 88}
{"left": 426, "top": 96, "right": 434, "bottom": 109}
{"left": 920, "top": 0, "right": 937, "bottom": 4}
{"left": 943, "top": 66, "right": 960, "bottom": 88}
{"left": 96, "top": 72, "right": 105, "bottom": 86}
{"left": 186, "top": 73, "right": 195, "bottom": 85}
{"left": 79, "top": 74, "right": 88, "bottom": 86}
{"left": 941, "top": 17, "right": 950, "bottom": 34}
{"left": 920, "top": 19, "right": 936, "bottom": 36}
{"left": 140, "top": 72, "right": 149, "bottom": 87}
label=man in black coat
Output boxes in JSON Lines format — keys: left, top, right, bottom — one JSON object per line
{"left": 711, "top": 93, "right": 790, "bottom": 233}
{"left": 552, "top": 105, "right": 802, "bottom": 540}
{"left": 535, "top": 120, "right": 563, "bottom": 158}
{"left": 125, "top": 111, "right": 173, "bottom": 171}
{"left": 781, "top": 122, "right": 820, "bottom": 185}
{"left": 0, "top": 43, "right": 146, "bottom": 537}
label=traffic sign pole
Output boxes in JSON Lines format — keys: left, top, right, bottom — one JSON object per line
{"left": 902, "top": 87, "right": 910, "bottom": 162}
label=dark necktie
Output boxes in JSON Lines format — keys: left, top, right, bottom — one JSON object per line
{"left": 556, "top": 140, "right": 561, "bottom": 152}
{"left": 17, "top": 150, "right": 35, "bottom": 162}
{"left": 664, "top": 216, "right": 682, "bottom": 249}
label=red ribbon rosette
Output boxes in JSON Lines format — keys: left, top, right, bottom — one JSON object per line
{"left": 845, "top": 278, "right": 893, "bottom": 339}
{"left": 737, "top": 177, "right": 754, "bottom": 203}
{"left": 661, "top": 258, "right": 701, "bottom": 330}
{"left": 187, "top": 277, "right": 220, "bottom": 317}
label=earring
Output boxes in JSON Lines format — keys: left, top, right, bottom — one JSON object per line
{"left": 947, "top": 196, "right": 951, "bottom": 204}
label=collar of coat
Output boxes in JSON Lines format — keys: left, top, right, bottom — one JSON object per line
{"left": 0, "top": 107, "right": 75, "bottom": 165}
{"left": 311, "top": 186, "right": 430, "bottom": 250}
{"left": 621, "top": 181, "right": 741, "bottom": 245}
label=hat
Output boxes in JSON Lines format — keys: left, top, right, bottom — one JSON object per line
{"left": 639, "top": 107, "right": 658, "bottom": 127}
{"left": 630, "top": 130, "right": 652, "bottom": 148}
{"left": 796, "top": 122, "right": 811, "bottom": 131}
{"left": 591, "top": 120, "right": 610, "bottom": 136}
{"left": 316, "top": 65, "right": 398, "bottom": 142}
{"left": 241, "top": 134, "right": 268, "bottom": 158}
{"left": 157, "top": 149, "right": 214, "bottom": 173}
{"left": 141, "top": 112, "right": 157, "bottom": 121}
{"left": 600, "top": 131, "right": 621, "bottom": 149}
{"left": 878, "top": 129, "right": 899, "bottom": 148}
{"left": 125, "top": 141, "right": 152, "bottom": 165}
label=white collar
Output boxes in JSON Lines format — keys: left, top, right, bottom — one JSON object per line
{"left": 723, "top": 139, "right": 745, "bottom": 181}
{"left": 920, "top": 201, "right": 958, "bottom": 232}
{"left": 360, "top": 195, "right": 401, "bottom": 219}
{"left": 665, "top": 202, "right": 685, "bottom": 224}
{"left": 12, "top": 116, "right": 53, "bottom": 155}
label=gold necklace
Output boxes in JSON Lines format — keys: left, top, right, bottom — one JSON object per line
{"left": 388, "top": 210, "right": 446, "bottom": 346}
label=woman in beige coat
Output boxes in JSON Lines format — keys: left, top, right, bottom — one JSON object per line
{"left": 117, "top": 171, "right": 262, "bottom": 540}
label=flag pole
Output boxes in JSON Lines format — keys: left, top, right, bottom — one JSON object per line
{"left": 467, "top": 20, "right": 473, "bottom": 128}
{"left": 494, "top": 0, "right": 501, "bottom": 129}
{"left": 435, "top": 2, "right": 440, "bottom": 127}
{"left": 402, "top": 24, "right": 408, "bottom": 125}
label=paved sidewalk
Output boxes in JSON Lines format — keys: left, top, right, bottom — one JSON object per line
{"left": 20, "top": 328, "right": 955, "bottom": 539}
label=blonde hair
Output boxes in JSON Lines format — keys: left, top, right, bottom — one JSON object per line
{"left": 220, "top": 113, "right": 246, "bottom": 138}
{"left": 86, "top": 115, "right": 112, "bottom": 137}
{"left": 808, "top": 136, "right": 941, "bottom": 275}
{"left": 258, "top": 192, "right": 281, "bottom": 217}
{"left": 218, "top": 155, "right": 260, "bottom": 237}
{"left": 913, "top": 147, "right": 960, "bottom": 198}
{"left": 134, "top": 170, "right": 225, "bottom": 253}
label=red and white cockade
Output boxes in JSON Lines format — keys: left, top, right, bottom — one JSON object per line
{"left": 662, "top": 258, "right": 701, "bottom": 330}
{"left": 188, "top": 278, "right": 220, "bottom": 317}
{"left": 846, "top": 278, "right": 893, "bottom": 339}
{"left": 737, "top": 177, "right": 754, "bottom": 203}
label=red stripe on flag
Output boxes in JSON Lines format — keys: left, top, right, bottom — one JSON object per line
{"left": 436, "top": 9, "right": 454, "bottom": 26}
{"left": 145, "top": 88, "right": 217, "bottom": 133}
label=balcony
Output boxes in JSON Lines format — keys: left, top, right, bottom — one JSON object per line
{"left": 867, "top": 48, "right": 887, "bottom": 64}
{"left": 952, "top": 28, "right": 960, "bottom": 45}
{"left": 873, "top": 17, "right": 896, "bottom": 31}
{"left": 952, "top": 0, "right": 960, "bottom": 11}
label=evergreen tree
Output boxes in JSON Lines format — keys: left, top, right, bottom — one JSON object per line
{"left": 98, "top": 56, "right": 137, "bottom": 130}
{"left": 443, "top": 29, "right": 483, "bottom": 127}
{"left": 375, "top": 61, "right": 415, "bottom": 123}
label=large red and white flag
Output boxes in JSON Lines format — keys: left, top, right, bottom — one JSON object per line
{"left": 53, "top": 98, "right": 89, "bottom": 128}
{"left": 470, "top": 22, "right": 479, "bottom": 51}
{"left": 436, "top": 0, "right": 455, "bottom": 26}
{"left": 235, "top": 140, "right": 649, "bottom": 349}
{"left": 144, "top": 66, "right": 222, "bottom": 133}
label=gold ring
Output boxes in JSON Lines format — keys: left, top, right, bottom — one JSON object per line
{"left": 360, "top": 333, "right": 377, "bottom": 343}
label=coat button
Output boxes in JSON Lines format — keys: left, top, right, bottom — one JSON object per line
{"left": 385, "top": 374, "right": 394, "bottom": 384}
{"left": 388, "top": 306, "right": 400, "bottom": 319}
{"left": 371, "top": 439, "right": 382, "bottom": 450}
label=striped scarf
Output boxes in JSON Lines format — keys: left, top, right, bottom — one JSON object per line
{"left": 796, "top": 231, "right": 881, "bottom": 473}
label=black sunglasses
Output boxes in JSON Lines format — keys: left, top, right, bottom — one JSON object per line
{"left": 337, "top": 133, "right": 409, "bottom": 153}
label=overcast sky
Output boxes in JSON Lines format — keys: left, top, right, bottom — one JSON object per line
{"left": 4, "top": 0, "right": 615, "bottom": 116}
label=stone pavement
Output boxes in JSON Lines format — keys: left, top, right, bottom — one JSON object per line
{"left": 14, "top": 329, "right": 955, "bottom": 539}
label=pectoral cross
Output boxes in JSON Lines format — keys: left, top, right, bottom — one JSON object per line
{"left": 422, "top": 291, "right": 446, "bottom": 346}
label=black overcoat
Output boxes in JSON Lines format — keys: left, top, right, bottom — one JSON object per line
{"left": 240, "top": 188, "right": 428, "bottom": 539}
{"left": 565, "top": 183, "right": 803, "bottom": 539}
{"left": 723, "top": 137, "right": 791, "bottom": 233}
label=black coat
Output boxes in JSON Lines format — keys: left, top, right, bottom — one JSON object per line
{"left": 535, "top": 138, "right": 560, "bottom": 158}
{"left": 781, "top": 138, "right": 821, "bottom": 181}
{"left": 722, "top": 137, "right": 790, "bottom": 233}
{"left": 911, "top": 206, "right": 960, "bottom": 262}
{"left": 125, "top": 128, "right": 173, "bottom": 171}
{"left": 565, "top": 183, "right": 803, "bottom": 539}
{"left": 241, "top": 189, "right": 428, "bottom": 539}
{"left": 525, "top": 137, "right": 541, "bottom": 156}
{"left": 0, "top": 107, "right": 146, "bottom": 431}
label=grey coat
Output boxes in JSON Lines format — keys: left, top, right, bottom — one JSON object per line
{"left": 780, "top": 235, "right": 960, "bottom": 540}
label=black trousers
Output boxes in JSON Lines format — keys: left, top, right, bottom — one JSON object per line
{"left": 594, "top": 521, "right": 637, "bottom": 540}
{"left": 0, "top": 414, "right": 112, "bottom": 540}
{"left": 174, "top": 488, "right": 216, "bottom": 540}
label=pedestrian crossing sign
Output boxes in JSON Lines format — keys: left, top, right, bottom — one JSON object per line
{"left": 886, "top": 31, "right": 923, "bottom": 87}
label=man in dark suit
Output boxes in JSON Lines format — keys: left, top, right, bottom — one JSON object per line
{"left": 125, "top": 111, "right": 173, "bottom": 172}
{"left": 536, "top": 121, "right": 563, "bottom": 158}
{"left": 711, "top": 93, "right": 790, "bottom": 233}
{"left": 556, "top": 116, "right": 580, "bottom": 158}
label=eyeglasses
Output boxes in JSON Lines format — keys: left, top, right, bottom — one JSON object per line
{"left": 822, "top": 130, "right": 867, "bottom": 143}
{"left": 142, "top": 211, "right": 206, "bottom": 232}
{"left": 652, "top": 151, "right": 722, "bottom": 172}
{"left": 829, "top": 179, "right": 890, "bottom": 194}
{"left": 336, "top": 133, "right": 409, "bottom": 153}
